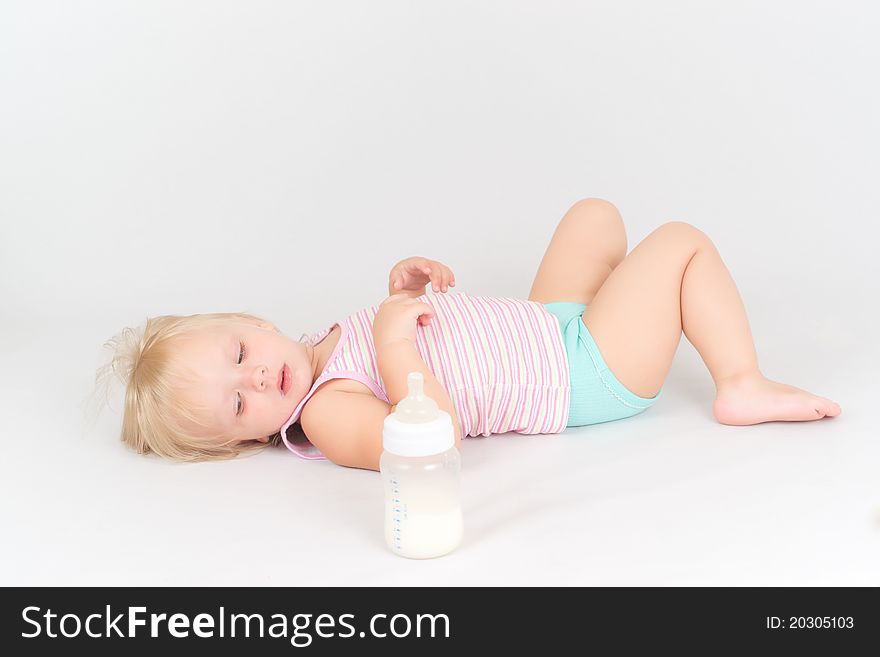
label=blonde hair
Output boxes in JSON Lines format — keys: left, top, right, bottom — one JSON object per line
{"left": 91, "top": 312, "right": 310, "bottom": 462}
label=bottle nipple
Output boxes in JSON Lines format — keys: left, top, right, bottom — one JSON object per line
{"left": 395, "top": 372, "right": 440, "bottom": 423}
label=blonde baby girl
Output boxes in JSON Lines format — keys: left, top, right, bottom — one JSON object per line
{"left": 94, "top": 198, "right": 840, "bottom": 469}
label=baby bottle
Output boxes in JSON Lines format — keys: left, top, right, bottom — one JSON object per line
{"left": 380, "top": 371, "right": 463, "bottom": 559}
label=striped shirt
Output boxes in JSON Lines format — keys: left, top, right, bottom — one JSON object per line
{"left": 280, "top": 292, "right": 570, "bottom": 460}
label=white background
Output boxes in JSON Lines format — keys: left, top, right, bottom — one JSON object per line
{"left": 1, "top": 0, "right": 877, "bottom": 585}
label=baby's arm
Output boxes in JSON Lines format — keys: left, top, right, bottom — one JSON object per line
{"left": 300, "top": 391, "right": 392, "bottom": 471}
{"left": 299, "top": 351, "right": 462, "bottom": 471}
{"left": 377, "top": 340, "right": 463, "bottom": 449}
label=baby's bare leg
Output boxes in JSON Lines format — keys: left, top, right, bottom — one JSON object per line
{"left": 582, "top": 221, "right": 841, "bottom": 424}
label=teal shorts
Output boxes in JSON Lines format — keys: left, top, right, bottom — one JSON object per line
{"left": 544, "top": 301, "right": 663, "bottom": 427}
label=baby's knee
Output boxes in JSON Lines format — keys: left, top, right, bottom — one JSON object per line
{"left": 655, "top": 220, "right": 713, "bottom": 248}
{"left": 567, "top": 198, "right": 627, "bottom": 251}
{"left": 571, "top": 196, "right": 619, "bottom": 212}
{"left": 569, "top": 198, "right": 623, "bottom": 227}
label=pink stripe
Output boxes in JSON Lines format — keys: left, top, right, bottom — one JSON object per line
{"left": 519, "top": 304, "right": 552, "bottom": 431}
{"left": 521, "top": 386, "right": 537, "bottom": 433}
{"left": 420, "top": 295, "right": 460, "bottom": 428}
{"left": 352, "top": 311, "right": 373, "bottom": 379}
{"left": 416, "top": 296, "right": 468, "bottom": 434}
{"left": 479, "top": 302, "right": 517, "bottom": 434}
{"left": 446, "top": 295, "right": 485, "bottom": 434}
{"left": 540, "top": 386, "right": 552, "bottom": 433}
{"left": 490, "top": 385, "right": 506, "bottom": 434}
{"left": 544, "top": 305, "right": 570, "bottom": 431}
{"left": 521, "top": 304, "right": 550, "bottom": 381}
{"left": 480, "top": 386, "right": 495, "bottom": 435}
{"left": 431, "top": 295, "right": 474, "bottom": 435}
{"left": 434, "top": 294, "right": 475, "bottom": 435}
{"left": 417, "top": 319, "right": 464, "bottom": 433}
{"left": 450, "top": 390, "right": 465, "bottom": 437}
{"left": 541, "top": 307, "right": 568, "bottom": 431}
{"left": 334, "top": 323, "right": 350, "bottom": 371}
{"left": 492, "top": 299, "right": 531, "bottom": 386}
{"left": 501, "top": 298, "right": 535, "bottom": 384}
{"left": 493, "top": 298, "right": 532, "bottom": 426}
{"left": 541, "top": 388, "right": 559, "bottom": 433}
{"left": 456, "top": 297, "right": 493, "bottom": 434}
{"left": 516, "top": 302, "right": 558, "bottom": 431}
{"left": 505, "top": 385, "right": 518, "bottom": 432}
{"left": 420, "top": 298, "right": 457, "bottom": 427}
{"left": 537, "top": 312, "right": 559, "bottom": 431}
{"left": 365, "top": 306, "right": 382, "bottom": 381}
{"left": 467, "top": 298, "right": 505, "bottom": 433}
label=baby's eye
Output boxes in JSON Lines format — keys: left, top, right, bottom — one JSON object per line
{"left": 236, "top": 341, "right": 246, "bottom": 416}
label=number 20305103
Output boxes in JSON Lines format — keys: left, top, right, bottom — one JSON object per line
{"left": 766, "top": 616, "right": 854, "bottom": 629}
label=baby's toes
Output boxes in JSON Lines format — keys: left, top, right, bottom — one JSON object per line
{"left": 814, "top": 397, "right": 841, "bottom": 417}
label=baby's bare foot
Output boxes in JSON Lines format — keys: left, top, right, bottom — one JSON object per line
{"left": 713, "top": 372, "right": 841, "bottom": 425}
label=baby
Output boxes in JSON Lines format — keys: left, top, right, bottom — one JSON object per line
{"left": 94, "top": 198, "right": 840, "bottom": 470}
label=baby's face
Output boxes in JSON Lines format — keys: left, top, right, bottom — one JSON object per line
{"left": 175, "top": 321, "right": 315, "bottom": 445}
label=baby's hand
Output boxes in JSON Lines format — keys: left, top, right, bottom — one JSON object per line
{"left": 389, "top": 256, "right": 456, "bottom": 294}
{"left": 373, "top": 294, "right": 436, "bottom": 350}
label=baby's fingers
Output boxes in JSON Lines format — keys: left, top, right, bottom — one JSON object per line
{"left": 422, "top": 265, "right": 440, "bottom": 292}
{"left": 424, "top": 264, "right": 455, "bottom": 293}
{"left": 440, "top": 264, "right": 455, "bottom": 291}
{"left": 445, "top": 267, "right": 456, "bottom": 291}
{"left": 417, "top": 302, "right": 435, "bottom": 326}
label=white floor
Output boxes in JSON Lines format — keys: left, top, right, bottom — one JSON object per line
{"left": 2, "top": 319, "right": 877, "bottom": 586}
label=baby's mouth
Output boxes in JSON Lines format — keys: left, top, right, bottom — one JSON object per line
{"left": 281, "top": 364, "right": 291, "bottom": 395}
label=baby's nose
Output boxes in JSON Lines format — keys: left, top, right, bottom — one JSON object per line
{"left": 253, "top": 365, "right": 269, "bottom": 389}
